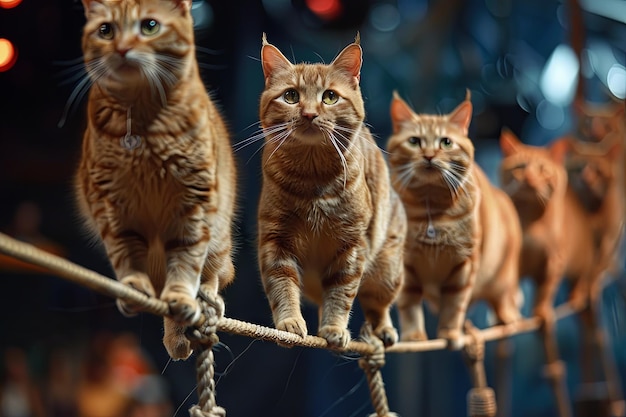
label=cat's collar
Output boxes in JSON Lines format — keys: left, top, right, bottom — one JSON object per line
{"left": 120, "top": 107, "right": 142, "bottom": 150}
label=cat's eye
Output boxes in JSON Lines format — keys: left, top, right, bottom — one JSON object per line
{"left": 140, "top": 19, "right": 161, "bottom": 36}
{"left": 98, "top": 23, "right": 114, "bottom": 40}
{"left": 440, "top": 137, "right": 453, "bottom": 149}
{"left": 322, "top": 90, "right": 339, "bottom": 105}
{"left": 283, "top": 89, "right": 299, "bottom": 104}
{"left": 408, "top": 137, "right": 421, "bottom": 146}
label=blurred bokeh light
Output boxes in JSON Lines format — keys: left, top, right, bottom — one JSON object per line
{"left": 0, "top": 0, "right": 22, "bottom": 9}
{"left": 0, "top": 38, "right": 16, "bottom": 72}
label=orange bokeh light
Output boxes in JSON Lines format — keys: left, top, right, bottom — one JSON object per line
{"left": 0, "top": 0, "right": 22, "bottom": 9}
{"left": 305, "top": 0, "right": 342, "bottom": 20}
{"left": 0, "top": 38, "right": 17, "bottom": 72}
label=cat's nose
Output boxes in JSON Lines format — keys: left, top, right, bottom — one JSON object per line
{"left": 302, "top": 112, "right": 318, "bottom": 121}
{"left": 423, "top": 155, "right": 434, "bottom": 162}
{"left": 118, "top": 48, "right": 131, "bottom": 58}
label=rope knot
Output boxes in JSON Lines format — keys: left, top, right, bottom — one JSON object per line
{"left": 189, "top": 404, "right": 226, "bottom": 417}
{"left": 358, "top": 324, "right": 399, "bottom": 417}
{"left": 359, "top": 324, "right": 386, "bottom": 372}
{"left": 186, "top": 290, "right": 225, "bottom": 347}
{"left": 188, "top": 290, "right": 226, "bottom": 417}
{"left": 463, "top": 321, "right": 485, "bottom": 362}
{"left": 463, "top": 321, "right": 497, "bottom": 417}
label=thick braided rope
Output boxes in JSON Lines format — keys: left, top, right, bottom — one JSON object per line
{"left": 464, "top": 322, "right": 496, "bottom": 417}
{"left": 0, "top": 232, "right": 169, "bottom": 316}
{"left": 358, "top": 325, "right": 398, "bottom": 417}
{"left": 189, "top": 346, "right": 226, "bottom": 417}
{"left": 0, "top": 231, "right": 593, "bottom": 417}
{"left": 0, "top": 232, "right": 584, "bottom": 352}
{"left": 0, "top": 232, "right": 583, "bottom": 351}
{"left": 218, "top": 317, "right": 375, "bottom": 354}
{"left": 188, "top": 293, "right": 226, "bottom": 417}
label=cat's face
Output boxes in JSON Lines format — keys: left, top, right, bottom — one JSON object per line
{"left": 564, "top": 139, "right": 621, "bottom": 209}
{"left": 81, "top": 0, "right": 193, "bottom": 98}
{"left": 499, "top": 130, "right": 565, "bottom": 207}
{"left": 387, "top": 93, "right": 474, "bottom": 195}
{"left": 575, "top": 100, "right": 625, "bottom": 142}
{"left": 259, "top": 35, "right": 365, "bottom": 149}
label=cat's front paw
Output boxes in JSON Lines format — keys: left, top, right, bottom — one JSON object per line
{"left": 163, "top": 319, "right": 193, "bottom": 360}
{"left": 533, "top": 304, "right": 556, "bottom": 330}
{"left": 276, "top": 317, "right": 308, "bottom": 338}
{"left": 438, "top": 328, "right": 465, "bottom": 350}
{"left": 161, "top": 290, "right": 201, "bottom": 326}
{"left": 116, "top": 273, "right": 156, "bottom": 316}
{"left": 374, "top": 325, "right": 399, "bottom": 347}
{"left": 400, "top": 330, "right": 428, "bottom": 342}
{"left": 319, "top": 325, "right": 351, "bottom": 349}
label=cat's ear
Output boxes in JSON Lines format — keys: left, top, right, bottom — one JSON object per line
{"left": 390, "top": 91, "right": 415, "bottom": 134}
{"left": 448, "top": 91, "right": 473, "bottom": 133}
{"left": 603, "top": 139, "right": 623, "bottom": 161}
{"left": 81, "top": 0, "right": 98, "bottom": 18}
{"left": 172, "top": 0, "right": 192, "bottom": 12}
{"left": 499, "top": 128, "right": 521, "bottom": 156}
{"left": 331, "top": 36, "right": 362, "bottom": 87}
{"left": 549, "top": 138, "right": 570, "bottom": 164}
{"left": 261, "top": 34, "right": 292, "bottom": 83}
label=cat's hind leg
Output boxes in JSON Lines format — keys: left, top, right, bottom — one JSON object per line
{"left": 437, "top": 260, "right": 474, "bottom": 350}
{"left": 358, "top": 247, "right": 403, "bottom": 347}
{"left": 397, "top": 265, "right": 427, "bottom": 342}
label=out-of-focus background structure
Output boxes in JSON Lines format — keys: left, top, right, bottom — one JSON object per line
{"left": 0, "top": 0, "right": 624, "bottom": 416}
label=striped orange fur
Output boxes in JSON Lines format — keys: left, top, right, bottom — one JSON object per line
{"left": 75, "top": 0, "right": 237, "bottom": 360}
{"left": 256, "top": 35, "right": 406, "bottom": 348}
{"left": 499, "top": 130, "right": 571, "bottom": 325}
{"left": 387, "top": 93, "right": 522, "bottom": 348}
{"left": 551, "top": 136, "right": 624, "bottom": 308}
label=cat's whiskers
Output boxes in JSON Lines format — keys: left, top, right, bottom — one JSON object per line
{"left": 318, "top": 126, "right": 349, "bottom": 189}
{"left": 56, "top": 61, "right": 90, "bottom": 87}
{"left": 392, "top": 161, "right": 418, "bottom": 194}
{"left": 58, "top": 57, "right": 108, "bottom": 128}
{"left": 440, "top": 169, "right": 461, "bottom": 200}
{"left": 142, "top": 64, "right": 169, "bottom": 106}
{"left": 334, "top": 125, "right": 366, "bottom": 162}
{"left": 233, "top": 129, "right": 268, "bottom": 153}
{"left": 137, "top": 53, "right": 180, "bottom": 107}
{"left": 536, "top": 188, "right": 549, "bottom": 207}
{"left": 441, "top": 164, "right": 471, "bottom": 200}
{"left": 263, "top": 125, "right": 294, "bottom": 167}
{"left": 236, "top": 123, "right": 291, "bottom": 164}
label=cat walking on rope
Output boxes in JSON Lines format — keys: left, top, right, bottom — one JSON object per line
{"left": 256, "top": 34, "right": 406, "bottom": 349}
{"left": 387, "top": 92, "right": 522, "bottom": 349}
{"left": 74, "top": 0, "right": 237, "bottom": 360}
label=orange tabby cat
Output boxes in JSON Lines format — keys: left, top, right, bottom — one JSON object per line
{"left": 499, "top": 129, "right": 569, "bottom": 325}
{"left": 256, "top": 35, "right": 406, "bottom": 348}
{"left": 387, "top": 92, "right": 522, "bottom": 347}
{"left": 75, "top": 0, "right": 237, "bottom": 360}
{"left": 552, "top": 136, "right": 624, "bottom": 307}
{"left": 574, "top": 99, "right": 625, "bottom": 144}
